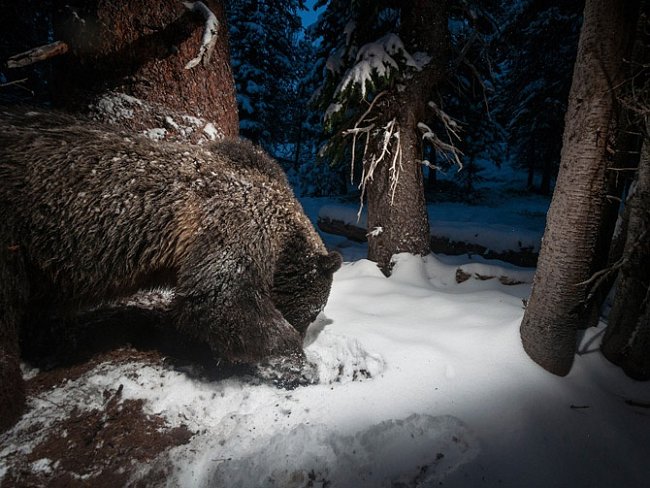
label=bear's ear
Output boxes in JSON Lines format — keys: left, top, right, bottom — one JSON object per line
{"left": 319, "top": 251, "right": 342, "bottom": 275}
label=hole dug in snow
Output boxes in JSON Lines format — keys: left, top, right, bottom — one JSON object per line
{"left": 303, "top": 315, "right": 385, "bottom": 384}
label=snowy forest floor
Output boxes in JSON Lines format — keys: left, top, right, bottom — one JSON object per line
{"left": 2, "top": 185, "right": 650, "bottom": 487}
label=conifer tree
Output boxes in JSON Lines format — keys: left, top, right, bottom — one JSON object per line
{"left": 495, "top": 0, "right": 582, "bottom": 194}
{"left": 313, "top": 0, "right": 451, "bottom": 273}
{"left": 227, "top": 0, "right": 304, "bottom": 152}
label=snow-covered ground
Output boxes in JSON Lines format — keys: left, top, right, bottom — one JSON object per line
{"left": 2, "top": 196, "right": 649, "bottom": 487}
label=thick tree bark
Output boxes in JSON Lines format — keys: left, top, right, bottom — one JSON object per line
{"left": 53, "top": 0, "right": 238, "bottom": 138}
{"left": 4, "top": 0, "right": 238, "bottom": 139}
{"left": 592, "top": 8, "right": 648, "bottom": 315}
{"left": 520, "top": 0, "right": 638, "bottom": 376}
{"left": 601, "top": 120, "right": 650, "bottom": 380}
{"left": 366, "top": 0, "right": 448, "bottom": 273}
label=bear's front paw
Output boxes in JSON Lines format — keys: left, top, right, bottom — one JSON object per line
{"left": 208, "top": 312, "right": 305, "bottom": 366}
{"left": 255, "top": 352, "right": 318, "bottom": 389}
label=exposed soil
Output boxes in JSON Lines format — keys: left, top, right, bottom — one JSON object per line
{"left": 1, "top": 349, "right": 194, "bottom": 488}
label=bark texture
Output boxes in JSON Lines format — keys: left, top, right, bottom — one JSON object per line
{"left": 601, "top": 121, "right": 650, "bottom": 380}
{"left": 5, "top": 0, "right": 238, "bottom": 139}
{"left": 520, "top": 0, "right": 638, "bottom": 376}
{"left": 366, "top": 0, "right": 449, "bottom": 273}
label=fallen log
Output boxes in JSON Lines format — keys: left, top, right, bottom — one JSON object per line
{"left": 318, "top": 217, "right": 539, "bottom": 268}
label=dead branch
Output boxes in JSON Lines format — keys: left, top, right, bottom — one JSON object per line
{"left": 183, "top": 1, "right": 219, "bottom": 69}
{"left": 6, "top": 41, "right": 69, "bottom": 69}
{"left": 343, "top": 90, "right": 388, "bottom": 185}
{"left": 418, "top": 121, "right": 464, "bottom": 171}
{"left": 0, "top": 77, "right": 28, "bottom": 88}
{"left": 452, "top": 30, "right": 479, "bottom": 70}
{"left": 577, "top": 228, "right": 649, "bottom": 301}
{"left": 356, "top": 117, "right": 400, "bottom": 221}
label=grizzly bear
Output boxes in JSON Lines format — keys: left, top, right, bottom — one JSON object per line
{"left": 0, "top": 109, "right": 341, "bottom": 432}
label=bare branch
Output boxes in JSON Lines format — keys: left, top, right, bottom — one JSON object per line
{"left": 6, "top": 41, "right": 69, "bottom": 69}
{"left": 0, "top": 77, "right": 28, "bottom": 88}
{"left": 452, "top": 30, "right": 479, "bottom": 69}
{"left": 418, "top": 121, "right": 464, "bottom": 171}
{"left": 343, "top": 91, "right": 388, "bottom": 184}
{"left": 577, "top": 228, "right": 649, "bottom": 302}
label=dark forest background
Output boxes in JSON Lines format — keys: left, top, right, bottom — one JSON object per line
{"left": 0, "top": 0, "right": 648, "bottom": 379}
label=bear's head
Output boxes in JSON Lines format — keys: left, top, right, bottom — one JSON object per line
{"left": 272, "top": 236, "right": 342, "bottom": 335}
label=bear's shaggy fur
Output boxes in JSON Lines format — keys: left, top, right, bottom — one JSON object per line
{"left": 0, "top": 110, "right": 341, "bottom": 432}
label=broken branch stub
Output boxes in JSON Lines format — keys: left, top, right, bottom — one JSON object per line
{"left": 6, "top": 41, "right": 69, "bottom": 69}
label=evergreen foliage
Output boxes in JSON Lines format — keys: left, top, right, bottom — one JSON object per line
{"left": 226, "top": 0, "right": 305, "bottom": 151}
{"left": 309, "top": 0, "right": 503, "bottom": 200}
{"left": 494, "top": 0, "right": 583, "bottom": 194}
{"left": 439, "top": 1, "right": 505, "bottom": 196}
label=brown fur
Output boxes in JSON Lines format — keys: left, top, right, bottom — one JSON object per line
{"left": 0, "top": 109, "right": 341, "bottom": 432}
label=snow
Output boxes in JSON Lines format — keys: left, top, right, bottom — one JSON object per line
{"left": 183, "top": 1, "right": 219, "bottom": 70}
{"left": 143, "top": 128, "right": 168, "bottom": 140}
{"left": 1, "top": 197, "right": 649, "bottom": 487}
{"left": 318, "top": 198, "right": 545, "bottom": 253}
{"left": 336, "top": 33, "right": 420, "bottom": 97}
{"left": 90, "top": 92, "right": 144, "bottom": 122}
{"left": 31, "top": 458, "right": 56, "bottom": 474}
{"left": 324, "top": 102, "right": 343, "bottom": 121}
{"left": 202, "top": 122, "right": 221, "bottom": 140}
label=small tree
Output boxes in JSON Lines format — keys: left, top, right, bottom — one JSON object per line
{"left": 226, "top": 0, "right": 304, "bottom": 150}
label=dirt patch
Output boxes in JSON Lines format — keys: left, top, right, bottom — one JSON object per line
{"left": 1, "top": 349, "right": 194, "bottom": 488}
{"left": 25, "top": 349, "right": 164, "bottom": 396}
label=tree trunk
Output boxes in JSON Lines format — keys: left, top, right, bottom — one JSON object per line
{"left": 366, "top": 0, "right": 448, "bottom": 274}
{"left": 540, "top": 157, "right": 552, "bottom": 195}
{"left": 50, "top": 0, "right": 238, "bottom": 139}
{"left": 520, "top": 0, "right": 638, "bottom": 376}
{"left": 427, "top": 164, "right": 438, "bottom": 190}
{"left": 592, "top": 7, "right": 648, "bottom": 315}
{"left": 527, "top": 155, "right": 535, "bottom": 190}
{"left": 601, "top": 120, "right": 650, "bottom": 380}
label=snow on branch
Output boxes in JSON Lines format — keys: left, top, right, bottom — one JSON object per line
{"left": 428, "top": 101, "right": 461, "bottom": 140}
{"left": 183, "top": 1, "right": 219, "bottom": 69}
{"left": 419, "top": 102, "right": 464, "bottom": 171}
{"left": 335, "top": 34, "right": 427, "bottom": 98}
{"left": 418, "top": 122, "right": 463, "bottom": 172}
